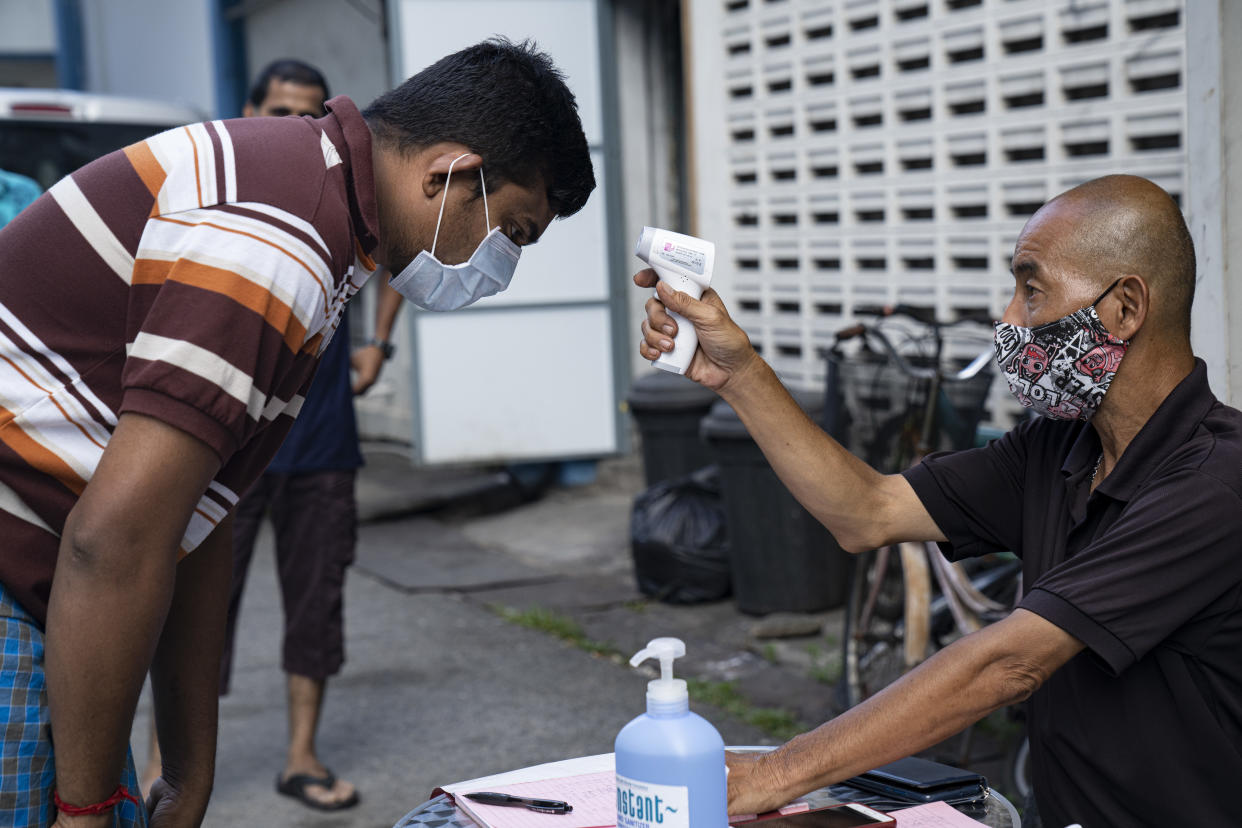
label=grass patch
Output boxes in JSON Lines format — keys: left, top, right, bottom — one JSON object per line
{"left": 492, "top": 605, "right": 805, "bottom": 741}
{"left": 686, "top": 678, "right": 804, "bottom": 741}
{"left": 490, "top": 605, "right": 623, "bottom": 661}
{"left": 809, "top": 662, "right": 841, "bottom": 686}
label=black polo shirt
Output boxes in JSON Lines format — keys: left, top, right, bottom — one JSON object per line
{"left": 903, "top": 359, "right": 1242, "bottom": 828}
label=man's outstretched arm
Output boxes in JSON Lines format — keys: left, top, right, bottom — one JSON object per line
{"left": 45, "top": 412, "right": 220, "bottom": 826}
{"left": 725, "top": 609, "right": 1084, "bottom": 815}
{"left": 637, "top": 273, "right": 944, "bottom": 552}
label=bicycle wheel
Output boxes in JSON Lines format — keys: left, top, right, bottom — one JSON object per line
{"left": 842, "top": 544, "right": 935, "bottom": 706}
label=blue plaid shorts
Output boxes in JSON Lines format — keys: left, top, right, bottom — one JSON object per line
{"left": 0, "top": 583, "right": 145, "bottom": 827}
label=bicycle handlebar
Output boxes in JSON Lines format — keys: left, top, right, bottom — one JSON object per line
{"left": 852, "top": 303, "right": 937, "bottom": 324}
{"left": 833, "top": 323, "right": 867, "bottom": 343}
{"left": 831, "top": 323, "right": 993, "bottom": 383}
{"left": 849, "top": 304, "right": 994, "bottom": 327}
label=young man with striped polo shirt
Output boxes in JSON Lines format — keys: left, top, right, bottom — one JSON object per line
{"left": 0, "top": 38, "right": 592, "bottom": 827}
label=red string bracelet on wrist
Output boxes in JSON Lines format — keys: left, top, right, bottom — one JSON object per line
{"left": 53, "top": 784, "right": 140, "bottom": 816}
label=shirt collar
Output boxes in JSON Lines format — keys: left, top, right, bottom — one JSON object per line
{"left": 1061, "top": 358, "right": 1217, "bottom": 500}
{"left": 317, "top": 95, "right": 380, "bottom": 259}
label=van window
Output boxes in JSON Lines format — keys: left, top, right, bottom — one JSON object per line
{"left": 0, "top": 121, "right": 181, "bottom": 190}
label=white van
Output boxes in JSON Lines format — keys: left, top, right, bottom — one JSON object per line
{"left": 0, "top": 88, "right": 201, "bottom": 190}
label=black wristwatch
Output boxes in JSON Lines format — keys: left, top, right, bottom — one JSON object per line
{"left": 366, "top": 337, "right": 395, "bottom": 360}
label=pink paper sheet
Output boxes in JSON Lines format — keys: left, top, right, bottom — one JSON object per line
{"left": 892, "top": 800, "right": 989, "bottom": 826}
{"left": 456, "top": 770, "right": 617, "bottom": 828}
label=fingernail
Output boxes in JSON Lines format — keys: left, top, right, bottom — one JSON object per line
{"left": 662, "top": 324, "right": 675, "bottom": 335}
{"left": 660, "top": 339, "right": 673, "bottom": 350}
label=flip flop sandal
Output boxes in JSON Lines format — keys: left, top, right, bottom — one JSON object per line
{"left": 276, "top": 770, "right": 361, "bottom": 811}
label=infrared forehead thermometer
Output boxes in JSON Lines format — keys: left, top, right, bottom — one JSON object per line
{"left": 635, "top": 227, "right": 716, "bottom": 375}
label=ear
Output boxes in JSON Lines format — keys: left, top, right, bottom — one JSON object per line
{"left": 242, "top": 101, "right": 256, "bottom": 118}
{"left": 421, "top": 149, "right": 482, "bottom": 198}
{"left": 1110, "top": 274, "right": 1148, "bottom": 340}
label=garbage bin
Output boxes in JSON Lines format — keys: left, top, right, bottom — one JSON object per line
{"left": 627, "top": 370, "right": 719, "bottom": 487}
{"left": 700, "top": 390, "right": 850, "bottom": 614}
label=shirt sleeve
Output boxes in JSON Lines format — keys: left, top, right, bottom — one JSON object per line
{"left": 1019, "top": 469, "right": 1242, "bottom": 676}
{"left": 901, "top": 419, "right": 1033, "bottom": 560}
{"left": 118, "top": 206, "right": 333, "bottom": 461}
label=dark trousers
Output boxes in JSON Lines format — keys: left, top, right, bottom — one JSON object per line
{"left": 219, "top": 469, "right": 357, "bottom": 695}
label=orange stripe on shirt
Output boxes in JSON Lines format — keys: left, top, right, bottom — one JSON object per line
{"left": 355, "top": 238, "right": 376, "bottom": 272}
{"left": 0, "top": 405, "right": 87, "bottom": 496}
{"left": 184, "top": 126, "right": 203, "bottom": 208}
{"left": 152, "top": 215, "right": 332, "bottom": 316}
{"left": 0, "top": 354, "right": 106, "bottom": 451}
{"left": 123, "top": 140, "right": 167, "bottom": 200}
{"left": 133, "top": 257, "right": 308, "bottom": 353}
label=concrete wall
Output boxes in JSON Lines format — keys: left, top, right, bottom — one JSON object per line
{"left": 615, "top": 0, "right": 690, "bottom": 380}
{"left": 79, "top": 0, "right": 216, "bottom": 116}
{"left": 242, "top": 0, "right": 389, "bottom": 108}
{"left": 684, "top": 0, "right": 1188, "bottom": 428}
{"left": 1186, "top": 1, "right": 1242, "bottom": 405}
{"left": 0, "top": 0, "right": 56, "bottom": 54}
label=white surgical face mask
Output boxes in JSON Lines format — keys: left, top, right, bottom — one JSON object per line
{"left": 388, "top": 153, "right": 521, "bottom": 311}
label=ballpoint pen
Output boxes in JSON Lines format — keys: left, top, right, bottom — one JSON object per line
{"left": 464, "top": 791, "right": 574, "bottom": 815}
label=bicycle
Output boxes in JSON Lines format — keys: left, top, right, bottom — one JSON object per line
{"left": 819, "top": 305, "right": 1027, "bottom": 788}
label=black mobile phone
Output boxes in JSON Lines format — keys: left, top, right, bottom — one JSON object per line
{"left": 737, "top": 804, "right": 895, "bottom": 828}
{"left": 847, "top": 756, "right": 986, "bottom": 805}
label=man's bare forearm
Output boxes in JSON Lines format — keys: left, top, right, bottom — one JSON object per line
{"left": 756, "top": 610, "right": 1082, "bottom": 805}
{"left": 716, "top": 358, "right": 937, "bottom": 552}
{"left": 46, "top": 520, "right": 178, "bottom": 806}
{"left": 374, "top": 276, "right": 402, "bottom": 342}
{"left": 148, "top": 516, "right": 234, "bottom": 808}
{"left": 45, "top": 413, "right": 221, "bottom": 810}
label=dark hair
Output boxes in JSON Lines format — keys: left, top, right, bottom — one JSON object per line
{"left": 248, "top": 59, "right": 330, "bottom": 108}
{"left": 362, "top": 38, "right": 595, "bottom": 219}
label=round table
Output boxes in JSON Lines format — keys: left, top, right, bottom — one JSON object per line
{"left": 393, "top": 754, "right": 1021, "bottom": 828}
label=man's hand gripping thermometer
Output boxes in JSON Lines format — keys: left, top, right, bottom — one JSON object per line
{"left": 635, "top": 227, "right": 716, "bottom": 375}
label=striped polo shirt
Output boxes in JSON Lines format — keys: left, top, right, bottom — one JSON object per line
{"left": 0, "top": 95, "right": 381, "bottom": 624}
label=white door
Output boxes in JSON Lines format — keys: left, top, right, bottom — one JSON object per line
{"left": 388, "top": 0, "right": 625, "bottom": 464}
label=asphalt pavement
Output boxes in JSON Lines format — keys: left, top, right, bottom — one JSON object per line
{"left": 129, "top": 444, "right": 822, "bottom": 827}
{"left": 129, "top": 441, "right": 1016, "bottom": 827}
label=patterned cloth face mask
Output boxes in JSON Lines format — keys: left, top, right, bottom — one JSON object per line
{"left": 993, "top": 279, "right": 1128, "bottom": 422}
{"left": 389, "top": 153, "right": 521, "bottom": 311}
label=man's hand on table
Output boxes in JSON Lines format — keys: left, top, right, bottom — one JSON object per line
{"left": 726, "top": 751, "right": 797, "bottom": 816}
{"left": 635, "top": 270, "right": 762, "bottom": 394}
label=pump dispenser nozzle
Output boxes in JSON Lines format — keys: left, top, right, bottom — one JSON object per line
{"left": 630, "top": 637, "right": 689, "bottom": 714}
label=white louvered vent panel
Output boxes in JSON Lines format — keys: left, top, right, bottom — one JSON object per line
{"left": 703, "top": 0, "right": 1186, "bottom": 426}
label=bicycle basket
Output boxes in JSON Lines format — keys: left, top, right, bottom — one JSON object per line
{"left": 938, "top": 366, "right": 995, "bottom": 451}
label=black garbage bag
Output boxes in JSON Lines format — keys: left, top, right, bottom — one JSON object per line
{"left": 630, "top": 465, "right": 731, "bottom": 604}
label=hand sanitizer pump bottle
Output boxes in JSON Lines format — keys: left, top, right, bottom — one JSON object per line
{"left": 615, "top": 638, "right": 726, "bottom": 828}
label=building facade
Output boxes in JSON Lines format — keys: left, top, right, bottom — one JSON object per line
{"left": 686, "top": 0, "right": 1187, "bottom": 420}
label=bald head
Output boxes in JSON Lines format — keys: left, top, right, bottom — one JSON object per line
{"left": 1032, "top": 174, "right": 1196, "bottom": 335}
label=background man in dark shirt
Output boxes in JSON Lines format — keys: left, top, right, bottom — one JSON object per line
{"left": 638, "top": 174, "right": 1242, "bottom": 827}
{"left": 232, "top": 58, "right": 403, "bottom": 813}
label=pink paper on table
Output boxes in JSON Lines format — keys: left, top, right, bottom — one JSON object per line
{"left": 456, "top": 770, "right": 617, "bottom": 828}
{"left": 892, "top": 801, "right": 988, "bottom": 827}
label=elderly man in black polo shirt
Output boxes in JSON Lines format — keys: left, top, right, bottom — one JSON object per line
{"left": 637, "top": 174, "right": 1242, "bottom": 827}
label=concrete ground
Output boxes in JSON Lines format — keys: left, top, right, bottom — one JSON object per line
{"left": 131, "top": 441, "right": 1021, "bottom": 827}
